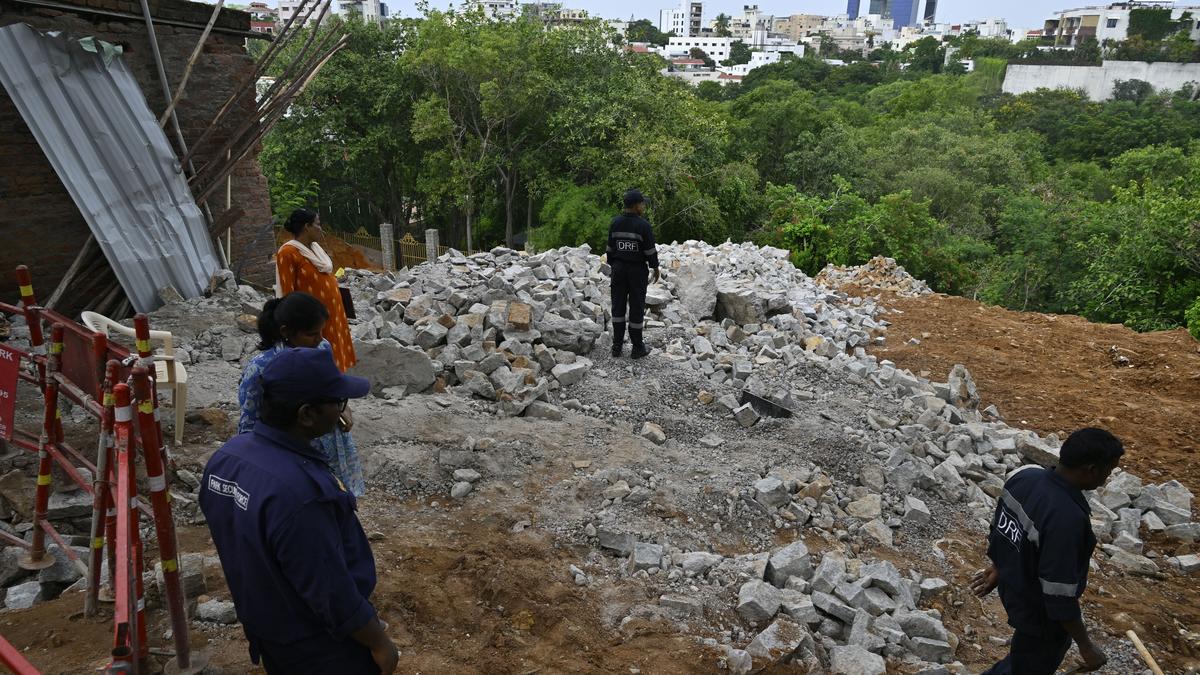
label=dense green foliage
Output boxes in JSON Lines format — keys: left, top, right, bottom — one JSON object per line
{"left": 723, "top": 40, "right": 752, "bottom": 66}
{"left": 261, "top": 14, "right": 1200, "bottom": 336}
{"left": 624, "top": 18, "right": 671, "bottom": 46}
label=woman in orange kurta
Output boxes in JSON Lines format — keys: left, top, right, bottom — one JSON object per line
{"left": 275, "top": 208, "right": 357, "bottom": 372}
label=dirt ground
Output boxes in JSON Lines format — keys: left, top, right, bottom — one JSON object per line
{"left": 874, "top": 292, "right": 1200, "bottom": 671}
{"left": 3, "top": 505, "right": 715, "bottom": 675}
{"left": 5, "top": 286, "right": 1200, "bottom": 674}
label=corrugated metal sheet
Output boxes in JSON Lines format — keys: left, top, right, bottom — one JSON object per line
{"left": 0, "top": 23, "right": 219, "bottom": 313}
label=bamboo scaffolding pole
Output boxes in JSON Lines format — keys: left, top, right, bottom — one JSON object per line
{"left": 193, "top": 35, "right": 349, "bottom": 204}
{"left": 158, "top": 0, "right": 226, "bottom": 128}
{"left": 44, "top": 234, "right": 97, "bottom": 310}
{"left": 189, "top": 22, "right": 343, "bottom": 187}
{"left": 1126, "top": 630, "right": 1165, "bottom": 675}
{"left": 181, "top": 0, "right": 322, "bottom": 166}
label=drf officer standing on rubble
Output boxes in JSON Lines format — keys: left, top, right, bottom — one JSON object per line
{"left": 607, "top": 189, "right": 660, "bottom": 359}
{"left": 972, "top": 427, "right": 1125, "bottom": 675}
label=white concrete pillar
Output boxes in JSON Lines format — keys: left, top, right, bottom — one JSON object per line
{"left": 379, "top": 222, "right": 395, "bottom": 271}
{"left": 425, "top": 228, "right": 439, "bottom": 263}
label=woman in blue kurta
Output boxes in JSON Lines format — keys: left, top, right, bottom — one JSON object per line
{"left": 238, "top": 291, "right": 366, "bottom": 497}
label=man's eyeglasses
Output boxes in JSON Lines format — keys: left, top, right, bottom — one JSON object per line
{"left": 309, "top": 399, "right": 348, "bottom": 412}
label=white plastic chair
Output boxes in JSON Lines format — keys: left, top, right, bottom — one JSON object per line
{"left": 81, "top": 311, "right": 188, "bottom": 446}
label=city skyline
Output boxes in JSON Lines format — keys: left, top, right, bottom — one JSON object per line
{"left": 257, "top": 0, "right": 1078, "bottom": 31}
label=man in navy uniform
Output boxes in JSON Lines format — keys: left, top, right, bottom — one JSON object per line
{"left": 199, "top": 348, "right": 398, "bottom": 674}
{"left": 972, "top": 427, "right": 1125, "bottom": 674}
{"left": 606, "top": 189, "right": 660, "bottom": 359}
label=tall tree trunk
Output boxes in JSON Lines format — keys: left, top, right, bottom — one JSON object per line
{"left": 465, "top": 195, "right": 474, "bottom": 252}
{"left": 526, "top": 193, "right": 533, "bottom": 250}
{"left": 502, "top": 167, "right": 518, "bottom": 249}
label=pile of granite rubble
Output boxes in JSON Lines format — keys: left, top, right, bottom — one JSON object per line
{"left": 0, "top": 241, "right": 1193, "bottom": 675}
{"left": 329, "top": 240, "right": 1196, "bottom": 672}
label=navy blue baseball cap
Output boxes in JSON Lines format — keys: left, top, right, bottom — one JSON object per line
{"left": 261, "top": 347, "right": 370, "bottom": 403}
{"left": 623, "top": 189, "right": 649, "bottom": 208}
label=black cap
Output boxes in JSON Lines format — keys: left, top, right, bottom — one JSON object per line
{"left": 623, "top": 189, "right": 647, "bottom": 208}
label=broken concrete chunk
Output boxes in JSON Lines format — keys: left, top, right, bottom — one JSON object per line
{"left": 754, "top": 476, "right": 791, "bottom": 509}
{"left": 524, "top": 401, "right": 563, "bottom": 421}
{"left": 197, "top": 599, "right": 238, "bottom": 625}
{"left": 628, "top": 542, "right": 663, "bottom": 572}
{"left": 737, "top": 580, "right": 782, "bottom": 625}
{"left": 551, "top": 361, "right": 589, "bottom": 386}
{"left": 811, "top": 554, "right": 846, "bottom": 594}
{"left": 659, "top": 593, "right": 703, "bottom": 616}
{"left": 829, "top": 645, "right": 886, "bottom": 675}
{"left": 745, "top": 618, "right": 811, "bottom": 667}
{"left": 679, "top": 551, "right": 723, "bottom": 576}
{"left": 766, "top": 540, "right": 812, "bottom": 587}
{"left": 639, "top": 422, "right": 667, "bottom": 445}
{"left": 812, "top": 590, "right": 855, "bottom": 623}
{"left": 1102, "top": 545, "right": 1159, "bottom": 576}
{"left": 597, "top": 529, "right": 634, "bottom": 556}
{"left": 1169, "top": 554, "right": 1200, "bottom": 574}
{"left": 847, "top": 494, "right": 882, "bottom": 520}
{"left": 732, "top": 403, "right": 760, "bottom": 428}
{"left": 350, "top": 340, "right": 436, "bottom": 394}
{"left": 906, "top": 636, "right": 954, "bottom": 663}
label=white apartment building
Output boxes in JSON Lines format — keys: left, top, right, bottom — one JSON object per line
{"left": 1045, "top": 2, "right": 1200, "bottom": 47}
{"left": 467, "top": 0, "right": 519, "bottom": 19}
{"left": 806, "top": 14, "right": 896, "bottom": 53}
{"left": 666, "top": 35, "right": 804, "bottom": 61}
{"left": 277, "top": 0, "right": 384, "bottom": 26}
{"left": 958, "top": 17, "right": 1008, "bottom": 38}
{"left": 719, "top": 4, "right": 768, "bottom": 39}
{"left": 278, "top": 0, "right": 331, "bottom": 26}
{"left": 659, "top": 0, "right": 704, "bottom": 37}
{"left": 719, "top": 49, "right": 780, "bottom": 75}
{"left": 340, "top": 0, "right": 384, "bottom": 23}
{"left": 668, "top": 35, "right": 735, "bottom": 59}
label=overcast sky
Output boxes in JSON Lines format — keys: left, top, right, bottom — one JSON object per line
{"left": 376, "top": 0, "right": 1066, "bottom": 30}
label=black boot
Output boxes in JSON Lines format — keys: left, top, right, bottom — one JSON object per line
{"left": 612, "top": 322, "right": 625, "bottom": 357}
{"left": 629, "top": 328, "right": 648, "bottom": 359}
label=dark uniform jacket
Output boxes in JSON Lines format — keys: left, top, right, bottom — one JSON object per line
{"left": 987, "top": 467, "right": 1096, "bottom": 632}
{"left": 199, "top": 423, "right": 378, "bottom": 649}
{"left": 606, "top": 213, "right": 659, "bottom": 268}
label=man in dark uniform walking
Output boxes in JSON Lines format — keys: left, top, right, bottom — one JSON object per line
{"left": 607, "top": 189, "right": 660, "bottom": 359}
{"left": 971, "top": 427, "right": 1125, "bottom": 675}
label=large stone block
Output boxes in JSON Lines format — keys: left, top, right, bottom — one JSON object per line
{"left": 829, "top": 645, "right": 885, "bottom": 675}
{"left": 716, "top": 282, "right": 765, "bottom": 325}
{"left": 737, "top": 580, "right": 782, "bottom": 625}
{"left": 746, "top": 618, "right": 811, "bottom": 667}
{"left": 349, "top": 339, "right": 436, "bottom": 394}
{"left": 766, "top": 540, "right": 812, "bottom": 587}
{"left": 673, "top": 262, "right": 717, "bottom": 319}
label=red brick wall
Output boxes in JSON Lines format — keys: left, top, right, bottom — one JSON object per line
{"left": 0, "top": 0, "right": 276, "bottom": 312}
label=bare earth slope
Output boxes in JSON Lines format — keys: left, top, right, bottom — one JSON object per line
{"left": 874, "top": 292, "right": 1200, "bottom": 668}
{"left": 875, "top": 293, "right": 1200, "bottom": 498}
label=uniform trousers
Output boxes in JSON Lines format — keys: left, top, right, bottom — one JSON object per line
{"left": 982, "top": 624, "right": 1072, "bottom": 675}
{"left": 252, "top": 632, "right": 380, "bottom": 675}
{"left": 610, "top": 261, "right": 648, "bottom": 348}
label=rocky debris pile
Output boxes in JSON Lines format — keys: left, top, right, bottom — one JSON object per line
{"left": 338, "top": 240, "right": 900, "bottom": 430}
{"left": 815, "top": 256, "right": 934, "bottom": 298}
{"left": 341, "top": 245, "right": 607, "bottom": 418}
{"left": 340, "top": 241, "right": 1200, "bottom": 575}
{"left": 592, "top": 530, "right": 959, "bottom": 673}
{"left": 0, "top": 465, "right": 212, "bottom": 610}
{"left": 140, "top": 271, "right": 269, "bottom": 367}
{"left": 1089, "top": 472, "right": 1197, "bottom": 576}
